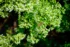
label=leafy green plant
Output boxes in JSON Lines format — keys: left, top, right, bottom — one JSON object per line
{"left": 0, "top": 0, "right": 65, "bottom": 47}
{"left": 18, "top": 0, "right": 65, "bottom": 44}
{"left": 0, "top": 33, "right": 25, "bottom": 47}
{"left": 56, "top": 0, "right": 70, "bottom": 32}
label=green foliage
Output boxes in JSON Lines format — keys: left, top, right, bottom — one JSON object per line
{"left": 64, "top": 43, "right": 70, "bottom": 47}
{"left": 0, "top": 0, "right": 66, "bottom": 47}
{"left": 18, "top": 0, "right": 64, "bottom": 44}
{"left": 56, "top": 0, "right": 70, "bottom": 32}
{"left": 0, "top": 35, "right": 12, "bottom": 47}
{"left": 0, "top": 33, "right": 25, "bottom": 47}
